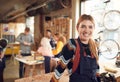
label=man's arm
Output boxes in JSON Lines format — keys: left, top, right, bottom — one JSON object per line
{"left": 26, "top": 35, "right": 34, "bottom": 46}
{"left": 30, "top": 35, "right": 34, "bottom": 45}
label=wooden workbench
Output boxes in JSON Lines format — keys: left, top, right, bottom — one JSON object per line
{"left": 15, "top": 55, "right": 45, "bottom": 77}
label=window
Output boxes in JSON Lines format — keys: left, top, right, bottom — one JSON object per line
{"left": 26, "top": 16, "right": 34, "bottom": 37}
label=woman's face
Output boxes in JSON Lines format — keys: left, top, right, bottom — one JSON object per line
{"left": 53, "top": 35, "right": 58, "bottom": 41}
{"left": 77, "top": 20, "right": 94, "bottom": 44}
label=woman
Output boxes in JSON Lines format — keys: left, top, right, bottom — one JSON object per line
{"left": 52, "top": 33, "right": 66, "bottom": 56}
{"left": 51, "top": 33, "right": 67, "bottom": 71}
{"left": 50, "top": 14, "right": 99, "bottom": 82}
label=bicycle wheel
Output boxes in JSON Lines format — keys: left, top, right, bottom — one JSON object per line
{"left": 103, "top": 10, "right": 120, "bottom": 31}
{"left": 99, "top": 39, "right": 119, "bottom": 59}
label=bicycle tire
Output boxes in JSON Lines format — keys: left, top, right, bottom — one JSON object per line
{"left": 99, "top": 39, "right": 119, "bottom": 59}
{"left": 103, "top": 10, "right": 120, "bottom": 31}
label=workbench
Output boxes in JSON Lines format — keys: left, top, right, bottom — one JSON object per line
{"left": 15, "top": 55, "right": 45, "bottom": 77}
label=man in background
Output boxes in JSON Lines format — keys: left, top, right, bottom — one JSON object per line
{"left": 45, "top": 29, "right": 56, "bottom": 49}
{"left": 40, "top": 29, "right": 56, "bottom": 73}
{"left": 16, "top": 27, "right": 34, "bottom": 78}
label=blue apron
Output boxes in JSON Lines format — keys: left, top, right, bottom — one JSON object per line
{"left": 70, "top": 42, "right": 98, "bottom": 82}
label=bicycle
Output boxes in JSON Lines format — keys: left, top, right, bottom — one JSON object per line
{"left": 91, "top": 3, "right": 120, "bottom": 59}
{"left": 103, "top": 10, "right": 120, "bottom": 31}
{"left": 95, "top": 31, "right": 120, "bottom": 60}
{"left": 99, "top": 39, "right": 120, "bottom": 59}
{"left": 90, "top": 1, "right": 120, "bottom": 31}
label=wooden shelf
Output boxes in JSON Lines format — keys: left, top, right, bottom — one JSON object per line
{"left": 44, "top": 17, "right": 72, "bottom": 41}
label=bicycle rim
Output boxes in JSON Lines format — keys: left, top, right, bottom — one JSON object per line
{"left": 99, "top": 39, "right": 119, "bottom": 59}
{"left": 103, "top": 10, "right": 120, "bottom": 31}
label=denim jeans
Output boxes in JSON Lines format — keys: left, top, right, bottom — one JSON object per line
{"left": 19, "top": 53, "right": 31, "bottom": 78}
{"left": 44, "top": 56, "right": 50, "bottom": 73}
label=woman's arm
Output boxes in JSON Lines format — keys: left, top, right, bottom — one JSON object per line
{"left": 50, "top": 39, "right": 75, "bottom": 82}
{"left": 52, "top": 41, "right": 64, "bottom": 55}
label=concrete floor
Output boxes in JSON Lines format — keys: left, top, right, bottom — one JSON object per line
{"left": 4, "top": 56, "right": 19, "bottom": 82}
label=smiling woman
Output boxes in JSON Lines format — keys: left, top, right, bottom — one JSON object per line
{"left": 50, "top": 14, "right": 99, "bottom": 82}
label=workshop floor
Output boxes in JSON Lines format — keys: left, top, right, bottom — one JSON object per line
{"left": 4, "top": 56, "right": 19, "bottom": 82}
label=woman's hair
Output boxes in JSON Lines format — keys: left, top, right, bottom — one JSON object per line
{"left": 54, "top": 33, "right": 66, "bottom": 45}
{"left": 76, "top": 14, "right": 95, "bottom": 29}
{"left": 59, "top": 35, "right": 66, "bottom": 45}
{"left": 89, "top": 39, "right": 98, "bottom": 60}
{"left": 76, "top": 14, "right": 98, "bottom": 60}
